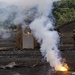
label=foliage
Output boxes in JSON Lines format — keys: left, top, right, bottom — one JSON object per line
{"left": 53, "top": 0, "right": 75, "bottom": 26}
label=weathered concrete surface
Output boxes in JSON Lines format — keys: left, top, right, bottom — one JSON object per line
{"left": 0, "top": 49, "right": 75, "bottom": 75}
{"left": 0, "top": 65, "right": 51, "bottom": 75}
{"left": 0, "top": 65, "right": 74, "bottom": 75}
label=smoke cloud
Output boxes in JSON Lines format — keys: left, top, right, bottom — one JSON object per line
{"left": 0, "top": 0, "right": 58, "bottom": 25}
{"left": 29, "top": 16, "right": 62, "bottom": 70}
{"left": 0, "top": 0, "right": 63, "bottom": 70}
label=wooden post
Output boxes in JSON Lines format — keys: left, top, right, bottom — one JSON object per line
{"left": 17, "top": 25, "right": 22, "bottom": 49}
{"left": 34, "top": 38, "right": 39, "bottom": 48}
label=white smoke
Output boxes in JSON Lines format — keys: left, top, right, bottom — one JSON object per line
{"left": 29, "top": 16, "right": 62, "bottom": 70}
{"left": 0, "top": 0, "right": 58, "bottom": 24}
{"left": 0, "top": 0, "right": 63, "bottom": 71}
{"left": 0, "top": 28, "right": 11, "bottom": 39}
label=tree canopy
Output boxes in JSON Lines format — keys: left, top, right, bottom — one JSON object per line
{"left": 53, "top": 0, "right": 75, "bottom": 26}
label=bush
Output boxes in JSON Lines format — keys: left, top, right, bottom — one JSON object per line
{"left": 53, "top": 0, "right": 75, "bottom": 26}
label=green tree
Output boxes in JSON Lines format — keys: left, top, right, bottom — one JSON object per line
{"left": 53, "top": 0, "right": 75, "bottom": 26}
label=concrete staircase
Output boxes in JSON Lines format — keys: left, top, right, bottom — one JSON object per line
{"left": 0, "top": 38, "right": 17, "bottom": 50}
{"left": 0, "top": 31, "right": 75, "bottom": 70}
{"left": 0, "top": 49, "right": 44, "bottom": 67}
{"left": 0, "top": 30, "right": 17, "bottom": 50}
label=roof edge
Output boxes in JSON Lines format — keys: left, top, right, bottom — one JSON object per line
{"left": 55, "top": 20, "right": 75, "bottom": 30}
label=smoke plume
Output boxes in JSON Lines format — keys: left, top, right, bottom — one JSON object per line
{"left": 0, "top": 0, "right": 63, "bottom": 70}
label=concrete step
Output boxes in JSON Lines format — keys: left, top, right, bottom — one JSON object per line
{"left": 0, "top": 43, "right": 17, "bottom": 47}
{"left": 0, "top": 47, "right": 17, "bottom": 51}
{"left": 61, "top": 38, "right": 74, "bottom": 44}
{"left": 59, "top": 44, "right": 74, "bottom": 50}
{"left": 0, "top": 49, "right": 41, "bottom": 57}
{"left": 0, "top": 39, "right": 17, "bottom": 42}
{"left": 0, "top": 49, "right": 44, "bottom": 66}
